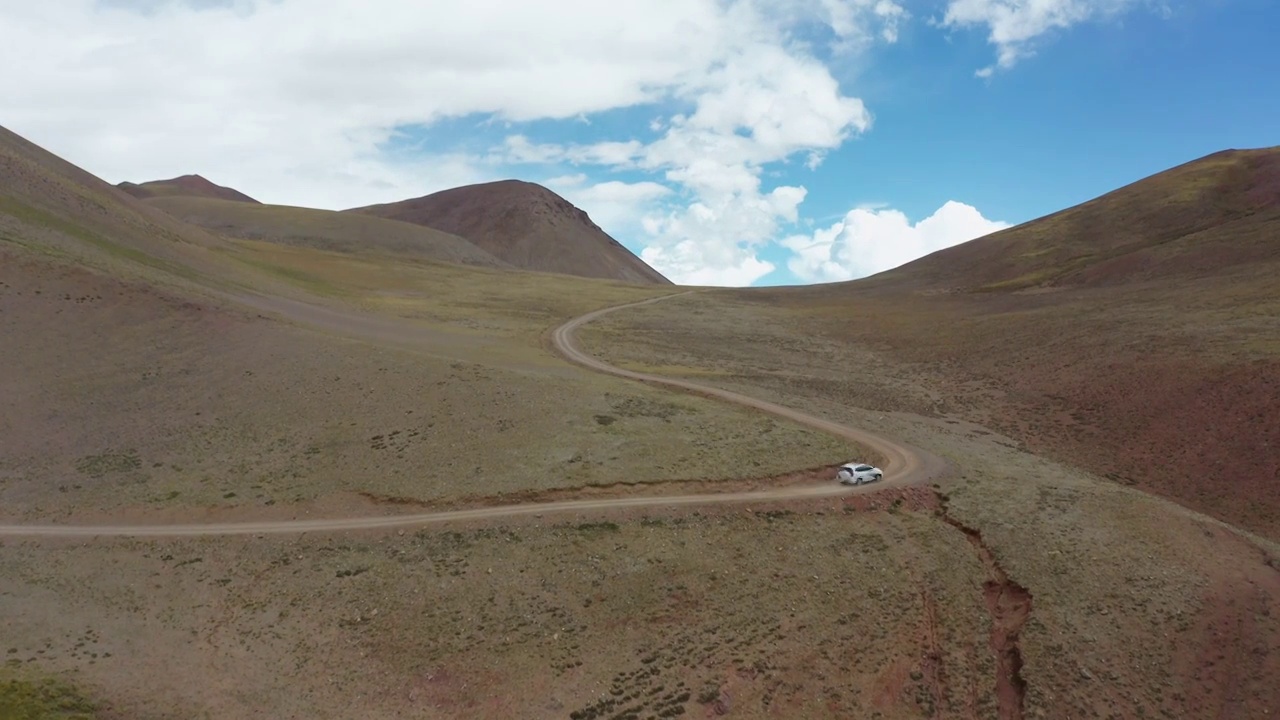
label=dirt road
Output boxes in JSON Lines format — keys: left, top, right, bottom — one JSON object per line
{"left": 552, "top": 291, "right": 946, "bottom": 486}
{"left": 0, "top": 292, "right": 947, "bottom": 537}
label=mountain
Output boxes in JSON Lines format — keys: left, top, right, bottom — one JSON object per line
{"left": 348, "top": 179, "right": 672, "bottom": 285}
{"left": 868, "top": 146, "right": 1280, "bottom": 293}
{"left": 0, "top": 125, "right": 237, "bottom": 280}
{"left": 144, "top": 195, "right": 510, "bottom": 269}
{"left": 736, "top": 145, "right": 1280, "bottom": 539}
{"left": 118, "top": 174, "right": 260, "bottom": 204}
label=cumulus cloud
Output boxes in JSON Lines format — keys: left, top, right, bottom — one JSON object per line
{"left": 763, "top": 0, "right": 908, "bottom": 49}
{"left": 641, "top": 242, "right": 778, "bottom": 288}
{"left": 941, "top": 0, "right": 1147, "bottom": 75}
{"left": 6, "top": 0, "right": 1032, "bottom": 286}
{"left": 0, "top": 0, "right": 909, "bottom": 286}
{"left": 491, "top": 29, "right": 874, "bottom": 285}
{"left": 555, "top": 180, "right": 675, "bottom": 236}
{"left": 626, "top": 41, "right": 867, "bottom": 286}
{"left": 783, "top": 200, "right": 1010, "bottom": 282}
{"left": 543, "top": 173, "right": 589, "bottom": 189}
{"left": 0, "top": 0, "right": 755, "bottom": 209}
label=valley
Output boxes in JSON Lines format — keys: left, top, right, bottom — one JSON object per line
{"left": 2, "top": 124, "right": 1278, "bottom": 720}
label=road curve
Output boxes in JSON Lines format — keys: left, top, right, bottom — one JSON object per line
{"left": 552, "top": 291, "right": 946, "bottom": 489}
{"left": 0, "top": 292, "right": 946, "bottom": 538}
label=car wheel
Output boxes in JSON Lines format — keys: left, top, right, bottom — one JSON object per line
{"left": 875, "top": 474, "right": 882, "bottom": 482}
{"left": 854, "top": 476, "right": 863, "bottom": 486}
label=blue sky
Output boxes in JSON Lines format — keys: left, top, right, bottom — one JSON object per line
{"left": 4, "top": 0, "right": 1277, "bottom": 286}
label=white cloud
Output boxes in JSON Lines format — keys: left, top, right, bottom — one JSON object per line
{"left": 500, "top": 135, "right": 565, "bottom": 164}
{"left": 496, "top": 34, "right": 873, "bottom": 285}
{"left": 637, "top": 180, "right": 807, "bottom": 286}
{"left": 555, "top": 180, "right": 674, "bottom": 235}
{"left": 543, "top": 173, "right": 588, "bottom": 189}
{"left": 576, "top": 181, "right": 673, "bottom": 204}
{"left": 641, "top": 242, "right": 777, "bottom": 287}
{"left": 0, "top": 0, "right": 901, "bottom": 284}
{"left": 0, "top": 0, "right": 753, "bottom": 209}
{"left": 941, "top": 0, "right": 1146, "bottom": 74}
{"left": 784, "top": 200, "right": 1010, "bottom": 282}
{"left": 624, "top": 39, "right": 868, "bottom": 285}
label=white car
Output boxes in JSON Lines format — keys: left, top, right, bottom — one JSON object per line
{"left": 836, "top": 463, "right": 883, "bottom": 486}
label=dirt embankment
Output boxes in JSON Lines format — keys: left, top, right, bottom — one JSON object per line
{"left": 938, "top": 497, "right": 1032, "bottom": 720}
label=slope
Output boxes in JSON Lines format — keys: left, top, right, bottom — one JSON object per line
{"left": 119, "top": 173, "right": 260, "bottom": 203}
{"left": 1, "top": 124, "right": 825, "bottom": 515}
{"left": 0, "top": 124, "right": 254, "bottom": 292}
{"left": 2, "top": 125, "right": 946, "bottom": 720}
{"left": 145, "top": 195, "right": 510, "bottom": 269}
{"left": 349, "top": 179, "right": 672, "bottom": 285}
{"left": 5, "top": 126, "right": 1280, "bottom": 719}
{"left": 580, "top": 146, "right": 1280, "bottom": 541}
{"left": 870, "top": 146, "right": 1280, "bottom": 292}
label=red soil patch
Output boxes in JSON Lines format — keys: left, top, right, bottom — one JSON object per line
{"left": 939, "top": 500, "right": 1032, "bottom": 720}
{"left": 1000, "top": 356, "right": 1280, "bottom": 541}
{"left": 1173, "top": 526, "right": 1280, "bottom": 719}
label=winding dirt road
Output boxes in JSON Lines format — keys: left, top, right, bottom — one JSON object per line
{"left": 0, "top": 292, "right": 946, "bottom": 538}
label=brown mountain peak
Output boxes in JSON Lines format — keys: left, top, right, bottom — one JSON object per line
{"left": 118, "top": 174, "right": 260, "bottom": 204}
{"left": 347, "top": 180, "right": 671, "bottom": 285}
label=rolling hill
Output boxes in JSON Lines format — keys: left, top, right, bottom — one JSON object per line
{"left": 868, "top": 146, "right": 1280, "bottom": 292}
{"left": 349, "top": 179, "right": 672, "bottom": 285}
{"left": 144, "top": 195, "right": 510, "bottom": 269}
{"left": 0, "top": 124, "right": 244, "bottom": 286}
{"left": 585, "top": 145, "right": 1280, "bottom": 541}
{"left": 118, "top": 174, "right": 260, "bottom": 203}
{"left": 4, "top": 124, "right": 1280, "bottom": 719}
{"left": 2, "top": 124, "right": 856, "bottom": 717}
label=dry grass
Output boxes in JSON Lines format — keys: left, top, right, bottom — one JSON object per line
{"left": 0, "top": 246, "right": 852, "bottom": 521}
{"left": 211, "top": 238, "right": 671, "bottom": 346}
{"left": 871, "top": 146, "right": 1280, "bottom": 292}
{"left": 146, "top": 195, "right": 510, "bottom": 269}
{"left": 0, "top": 499, "right": 994, "bottom": 720}
{"left": 6, "top": 124, "right": 1280, "bottom": 719}
{"left": 0, "top": 670, "right": 95, "bottom": 720}
{"left": 717, "top": 274, "right": 1280, "bottom": 539}
{"left": 578, "top": 289, "right": 1280, "bottom": 718}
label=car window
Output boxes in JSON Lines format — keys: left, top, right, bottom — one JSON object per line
{"left": 855, "top": 465, "right": 872, "bottom": 471}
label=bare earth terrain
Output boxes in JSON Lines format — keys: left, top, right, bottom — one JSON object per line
{"left": 118, "top": 174, "right": 261, "bottom": 204}
{"left": 350, "top": 179, "right": 672, "bottom": 285}
{"left": 579, "top": 290, "right": 1280, "bottom": 720}
{"left": 3, "top": 126, "right": 1279, "bottom": 720}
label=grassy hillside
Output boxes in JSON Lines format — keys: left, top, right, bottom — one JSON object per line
{"left": 119, "top": 174, "right": 259, "bottom": 203}
{"left": 0, "top": 125, "right": 279, "bottom": 300}
{"left": 6, "top": 125, "right": 1279, "bottom": 719}
{"left": 576, "top": 148, "right": 1280, "bottom": 539}
{"left": 0, "top": 670, "right": 96, "bottom": 720}
{"left": 744, "top": 147, "right": 1280, "bottom": 540}
{"left": 146, "top": 195, "right": 511, "bottom": 269}
{"left": 1, "top": 127, "right": 913, "bottom": 719}
{"left": 1, "top": 124, "right": 846, "bottom": 521}
{"left": 872, "top": 146, "right": 1280, "bottom": 292}
{"left": 578, "top": 148, "right": 1280, "bottom": 535}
